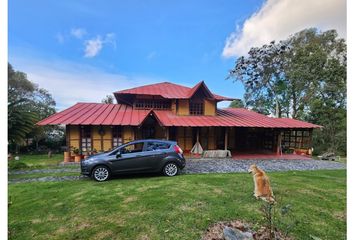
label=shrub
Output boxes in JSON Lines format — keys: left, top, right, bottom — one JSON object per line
{"left": 8, "top": 161, "right": 29, "bottom": 170}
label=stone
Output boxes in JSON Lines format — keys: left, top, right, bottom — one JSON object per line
{"left": 223, "top": 226, "right": 253, "bottom": 240}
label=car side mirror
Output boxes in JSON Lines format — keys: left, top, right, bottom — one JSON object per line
{"left": 116, "top": 151, "right": 122, "bottom": 158}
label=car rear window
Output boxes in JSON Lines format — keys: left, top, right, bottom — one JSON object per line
{"left": 146, "top": 142, "right": 170, "bottom": 151}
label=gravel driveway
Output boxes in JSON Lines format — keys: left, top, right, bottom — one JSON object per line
{"left": 182, "top": 158, "right": 345, "bottom": 174}
{"left": 9, "top": 158, "right": 345, "bottom": 183}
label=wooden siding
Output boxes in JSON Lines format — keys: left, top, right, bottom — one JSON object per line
{"left": 123, "top": 126, "right": 134, "bottom": 143}
{"left": 66, "top": 125, "right": 231, "bottom": 152}
{"left": 208, "top": 127, "right": 216, "bottom": 150}
{"left": 171, "top": 100, "right": 177, "bottom": 114}
{"left": 92, "top": 126, "right": 101, "bottom": 151}
{"left": 204, "top": 99, "right": 216, "bottom": 115}
{"left": 68, "top": 125, "right": 80, "bottom": 150}
{"left": 177, "top": 99, "right": 189, "bottom": 115}
{"left": 103, "top": 126, "right": 113, "bottom": 151}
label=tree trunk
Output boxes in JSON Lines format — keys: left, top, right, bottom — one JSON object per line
{"left": 275, "top": 100, "right": 281, "bottom": 118}
{"left": 36, "top": 139, "right": 39, "bottom": 152}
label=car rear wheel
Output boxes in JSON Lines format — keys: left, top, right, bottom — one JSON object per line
{"left": 92, "top": 165, "right": 110, "bottom": 182}
{"left": 163, "top": 162, "right": 179, "bottom": 177}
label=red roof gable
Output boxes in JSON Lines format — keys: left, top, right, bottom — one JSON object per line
{"left": 37, "top": 103, "right": 321, "bottom": 128}
{"left": 114, "top": 81, "right": 236, "bottom": 101}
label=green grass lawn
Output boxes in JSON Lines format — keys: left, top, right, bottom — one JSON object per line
{"left": 8, "top": 154, "right": 69, "bottom": 170}
{"left": 8, "top": 170, "right": 346, "bottom": 240}
{"left": 8, "top": 172, "right": 80, "bottom": 180}
{"left": 15, "top": 154, "right": 63, "bottom": 166}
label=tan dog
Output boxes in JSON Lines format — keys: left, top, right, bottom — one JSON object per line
{"left": 248, "top": 164, "right": 275, "bottom": 203}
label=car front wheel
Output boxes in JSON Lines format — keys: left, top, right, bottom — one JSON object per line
{"left": 163, "top": 162, "right": 179, "bottom": 177}
{"left": 92, "top": 165, "right": 110, "bottom": 182}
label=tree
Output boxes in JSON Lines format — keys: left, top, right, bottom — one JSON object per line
{"left": 102, "top": 95, "right": 115, "bottom": 104}
{"left": 8, "top": 63, "right": 59, "bottom": 152}
{"left": 228, "top": 39, "right": 289, "bottom": 117}
{"left": 8, "top": 64, "right": 38, "bottom": 146}
{"left": 228, "top": 99, "right": 244, "bottom": 108}
{"left": 228, "top": 28, "right": 346, "bottom": 155}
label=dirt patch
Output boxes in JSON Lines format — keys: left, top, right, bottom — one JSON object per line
{"left": 333, "top": 211, "right": 346, "bottom": 221}
{"left": 213, "top": 188, "right": 224, "bottom": 195}
{"left": 77, "top": 222, "right": 93, "bottom": 230}
{"left": 201, "top": 220, "right": 292, "bottom": 240}
{"left": 123, "top": 196, "right": 138, "bottom": 203}
{"left": 96, "top": 230, "right": 114, "bottom": 240}
{"left": 54, "top": 227, "right": 66, "bottom": 235}
{"left": 138, "top": 234, "right": 150, "bottom": 240}
{"left": 31, "top": 219, "right": 42, "bottom": 224}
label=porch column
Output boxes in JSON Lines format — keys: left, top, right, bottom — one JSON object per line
{"left": 196, "top": 127, "right": 200, "bottom": 143}
{"left": 276, "top": 130, "right": 282, "bottom": 155}
{"left": 165, "top": 127, "right": 169, "bottom": 140}
{"left": 66, "top": 125, "right": 70, "bottom": 150}
{"left": 224, "top": 127, "right": 228, "bottom": 150}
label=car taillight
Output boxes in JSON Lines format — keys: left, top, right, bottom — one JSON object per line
{"left": 174, "top": 145, "right": 183, "bottom": 154}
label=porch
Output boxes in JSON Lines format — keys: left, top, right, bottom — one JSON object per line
{"left": 64, "top": 116, "right": 314, "bottom": 160}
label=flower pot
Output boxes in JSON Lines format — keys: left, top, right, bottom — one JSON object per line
{"left": 64, "top": 151, "right": 71, "bottom": 163}
{"left": 74, "top": 155, "right": 82, "bottom": 162}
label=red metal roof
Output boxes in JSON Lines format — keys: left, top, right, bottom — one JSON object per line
{"left": 37, "top": 103, "right": 321, "bottom": 128}
{"left": 114, "top": 81, "right": 236, "bottom": 101}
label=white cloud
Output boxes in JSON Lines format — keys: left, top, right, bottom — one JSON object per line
{"left": 104, "top": 33, "right": 117, "bottom": 49}
{"left": 10, "top": 57, "right": 167, "bottom": 110}
{"left": 70, "top": 28, "right": 87, "bottom": 39}
{"left": 146, "top": 51, "right": 157, "bottom": 60}
{"left": 222, "top": 0, "right": 347, "bottom": 57}
{"left": 84, "top": 36, "right": 103, "bottom": 58}
{"left": 55, "top": 33, "right": 65, "bottom": 44}
{"left": 84, "top": 33, "right": 117, "bottom": 58}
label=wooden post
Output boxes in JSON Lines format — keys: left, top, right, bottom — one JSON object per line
{"left": 276, "top": 130, "right": 282, "bottom": 155}
{"left": 66, "top": 125, "right": 70, "bottom": 150}
{"left": 100, "top": 126, "right": 104, "bottom": 152}
{"left": 196, "top": 128, "right": 200, "bottom": 143}
{"left": 224, "top": 127, "right": 228, "bottom": 150}
{"left": 79, "top": 125, "right": 82, "bottom": 155}
{"left": 166, "top": 127, "right": 169, "bottom": 140}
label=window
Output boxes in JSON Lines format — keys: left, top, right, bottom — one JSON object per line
{"left": 281, "top": 130, "right": 311, "bottom": 149}
{"left": 189, "top": 100, "right": 204, "bottom": 115}
{"left": 81, "top": 126, "right": 91, "bottom": 152}
{"left": 146, "top": 141, "right": 170, "bottom": 151}
{"left": 134, "top": 100, "right": 171, "bottom": 110}
{"left": 121, "top": 142, "right": 144, "bottom": 154}
{"left": 112, "top": 126, "right": 123, "bottom": 148}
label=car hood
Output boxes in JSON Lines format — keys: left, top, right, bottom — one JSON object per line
{"left": 86, "top": 152, "right": 109, "bottom": 160}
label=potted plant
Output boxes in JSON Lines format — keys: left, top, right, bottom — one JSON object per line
{"left": 73, "top": 147, "right": 81, "bottom": 162}
{"left": 64, "top": 147, "right": 71, "bottom": 163}
{"left": 93, "top": 148, "right": 98, "bottom": 154}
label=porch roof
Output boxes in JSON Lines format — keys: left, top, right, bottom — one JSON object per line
{"left": 37, "top": 103, "right": 321, "bottom": 129}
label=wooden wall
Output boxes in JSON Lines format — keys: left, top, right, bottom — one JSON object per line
{"left": 68, "top": 125, "right": 80, "bottom": 150}
{"left": 177, "top": 99, "right": 189, "bottom": 115}
{"left": 67, "top": 125, "right": 230, "bottom": 152}
{"left": 204, "top": 99, "right": 216, "bottom": 115}
{"left": 208, "top": 127, "right": 216, "bottom": 150}
{"left": 171, "top": 100, "right": 177, "bottom": 114}
{"left": 123, "top": 126, "right": 134, "bottom": 143}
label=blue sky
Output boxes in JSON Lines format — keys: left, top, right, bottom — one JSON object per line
{"left": 8, "top": 0, "right": 346, "bottom": 110}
